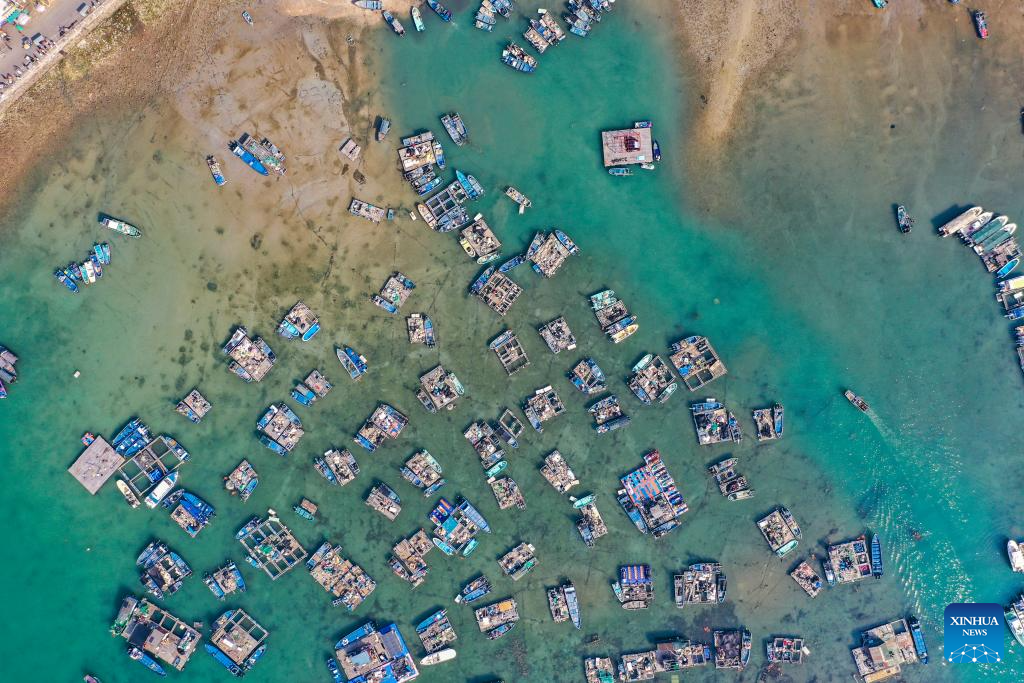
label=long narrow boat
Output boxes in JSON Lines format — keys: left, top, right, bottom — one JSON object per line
{"left": 908, "top": 616, "right": 929, "bottom": 664}
{"left": 207, "top": 155, "right": 226, "bottom": 186}
{"left": 98, "top": 214, "right": 142, "bottom": 237}
{"left": 382, "top": 11, "right": 406, "bottom": 35}
{"left": 870, "top": 535, "right": 883, "bottom": 578}
{"left": 1008, "top": 539, "right": 1024, "bottom": 572}
{"left": 1006, "top": 596, "right": 1024, "bottom": 647}
{"left": 565, "top": 583, "right": 581, "bottom": 629}
{"left": 337, "top": 346, "right": 368, "bottom": 380}
{"left": 420, "top": 648, "right": 457, "bottom": 666}
{"left": 229, "top": 141, "right": 269, "bottom": 175}
{"left": 454, "top": 575, "right": 492, "bottom": 603}
{"left": 127, "top": 646, "right": 166, "bottom": 676}
{"left": 427, "top": 0, "right": 452, "bottom": 22}
{"left": 969, "top": 215, "right": 1008, "bottom": 246}
{"left": 411, "top": 6, "right": 425, "bottom": 31}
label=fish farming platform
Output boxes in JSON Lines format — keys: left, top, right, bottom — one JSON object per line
{"left": 111, "top": 596, "right": 200, "bottom": 672}
{"left": 669, "top": 335, "right": 727, "bottom": 390}
{"left": 851, "top": 618, "right": 921, "bottom": 681}
{"left": 498, "top": 542, "right": 537, "bottom": 580}
{"left": 388, "top": 528, "right": 434, "bottom": 587}
{"left": 416, "top": 609, "right": 457, "bottom": 653}
{"left": 304, "top": 369, "right": 333, "bottom": 398}
{"left": 277, "top": 301, "right": 320, "bottom": 341}
{"left": 416, "top": 364, "right": 465, "bottom": 413}
{"left": 475, "top": 598, "right": 519, "bottom": 634}
{"left": 350, "top": 198, "right": 387, "bottom": 223}
{"left": 523, "top": 385, "right": 565, "bottom": 432}
{"left": 628, "top": 354, "right": 677, "bottom": 404}
{"left": 691, "top": 399, "right": 741, "bottom": 445}
{"left": 713, "top": 629, "right": 751, "bottom": 670}
{"left": 118, "top": 435, "right": 190, "bottom": 499}
{"left": 335, "top": 621, "right": 419, "bottom": 683}
{"left": 619, "top": 639, "right": 710, "bottom": 680}
{"left": 538, "top": 316, "right": 577, "bottom": 353}
{"left": 208, "top": 609, "right": 269, "bottom": 676}
{"left": 591, "top": 289, "right": 638, "bottom": 343}
{"left": 316, "top": 448, "right": 360, "bottom": 486}
{"left": 168, "top": 490, "right": 216, "bottom": 537}
{"left": 460, "top": 214, "right": 502, "bottom": 262}
{"left": 366, "top": 481, "right": 403, "bottom": 521}
{"left": 306, "top": 541, "right": 377, "bottom": 610}
{"left": 137, "top": 540, "right": 192, "bottom": 598}
{"left": 237, "top": 513, "right": 308, "bottom": 580}
{"left": 257, "top": 402, "right": 304, "bottom": 453}
{"left": 768, "top": 636, "right": 804, "bottom": 665}
{"left": 707, "top": 457, "right": 754, "bottom": 500}
{"left": 207, "top": 560, "right": 245, "bottom": 598}
{"left": 753, "top": 404, "right": 784, "bottom": 441}
{"left": 488, "top": 475, "right": 526, "bottom": 510}
{"left": 398, "top": 130, "right": 438, "bottom": 171}
{"left": 373, "top": 272, "right": 415, "bottom": 314}
{"left": 569, "top": 357, "right": 607, "bottom": 394}
{"left": 548, "top": 585, "right": 570, "bottom": 623}
{"left": 540, "top": 450, "right": 579, "bottom": 494}
{"left": 588, "top": 394, "right": 631, "bottom": 434}
{"left": 528, "top": 230, "right": 578, "bottom": 278}
{"left": 757, "top": 507, "right": 801, "bottom": 558}
{"left": 827, "top": 535, "right": 873, "bottom": 584}
{"left": 175, "top": 389, "right": 211, "bottom": 423}
{"left": 618, "top": 450, "right": 687, "bottom": 537}
{"left": 474, "top": 269, "right": 523, "bottom": 316}
{"left": 69, "top": 436, "right": 122, "bottom": 494}
{"left": 406, "top": 313, "right": 437, "bottom": 347}
{"left": 419, "top": 179, "right": 470, "bottom": 232}
{"left": 674, "top": 563, "right": 726, "bottom": 606}
{"left": 354, "top": 403, "right": 409, "bottom": 452}
{"left": 464, "top": 421, "right": 506, "bottom": 468}
{"left": 576, "top": 500, "right": 609, "bottom": 547}
{"left": 222, "top": 326, "right": 276, "bottom": 382}
{"left": 401, "top": 450, "right": 446, "bottom": 496}
{"left": 495, "top": 408, "right": 525, "bottom": 448}
{"left": 430, "top": 496, "right": 491, "bottom": 556}
{"left": 790, "top": 558, "right": 823, "bottom": 598}
{"left": 602, "top": 125, "right": 654, "bottom": 167}
{"left": 489, "top": 329, "right": 530, "bottom": 375}
{"left": 615, "top": 564, "right": 654, "bottom": 609}
{"left": 585, "top": 657, "right": 616, "bottom": 683}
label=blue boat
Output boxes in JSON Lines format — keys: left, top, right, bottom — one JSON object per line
{"left": 127, "top": 646, "right": 166, "bottom": 677}
{"left": 653, "top": 139, "right": 662, "bottom": 161}
{"left": 259, "top": 434, "right": 288, "bottom": 456}
{"left": 112, "top": 418, "right": 144, "bottom": 446}
{"left": 998, "top": 257, "right": 1020, "bottom": 279}
{"left": 427, "top": 0, "right": 452, "bottom": 21}
{"left": 301, "top": 322, "right": 320, "bottom": 341}
{"left": 337, "top": 346, "right": 369, "bottom": 380}
{"left": 244, "top": 645, "right": 266, "bottom": 669}
{"left": 1008, "top": 305, "right": 1024, "bottom": 320}
{"left": 291, "top": 383, "right": 317, "bottom": 406}
{"left": 206, "top": 155, "right": 227, "bottom": 186}
{"left": 371, "top": 295, "right": 399, "bottom": 314}
{"left": 870, "top": 535, "right": 883, "bottom": 578}
{"left": 229, "top": 141, "right": 269, "bottom": 176}
{"left": 908, "top": 616, "right": 928, "bottom": 663}
{"left": 433, "top": 140, "right": 446, "bottom": 169}
{"left": 93, "top": 243, "right": 107, "bottom": 264}
{"left": 205, "top": 643, "right": 243, "bottom": 676}
{"left": 55, "top": 269, "right": 79, "bottom": 293}
{"left": 433, "top": 537, "right": 457, "bottom": 555}
{"left": 416, "top": 176, "right": 443, "bottom": 196}
{"left": 608, "top": 166, "right": 632, "bottom": 177}
{"left": 469, "top": 265, "right": 495, "bottom": 294}
{"left": 456, "top": 169, "right": 485, "bottom": 200}
{"left": 235, "top": 516, "right": 260, "bottom": 540}
{"left": 454, "top": 575, "right": 492, "bottom": 603}
{"left": 457, "top": 498, "right": 491, "bottom": 532}
{"left": 204, "top": 573, "right": 226, "bottom": 599}
{"left": 327, "top": 658, "right": 343, "bottom": 683}
{"left": 617, "top": 489, "right": 649, "bottom": 534}
{"left": 498, "top": 254, "right": 525, "bottom": 273}
{"left": 416, "top": 609, "right": 447, "bottom": 633}
{"left": 554, "top": 229, "right": 579, "bottom": 254}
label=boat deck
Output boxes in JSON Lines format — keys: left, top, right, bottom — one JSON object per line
{"left": 616, "top": 564, "right": 654, "bottom": 609}
{"left": 540, "top": 450, "right": 579, "bottom": 493}
{"left": 476, "top": 270, "right": 523, "bottom": 316}
{"left": 524, "top": 385, "right": 565, "bottom": 430}
{"left": 176, "top": 388, "right": 212, "bottom": 423}
{"left": 475, "top": 598, "right": 519, "bottom": 632}
{"left": 498, "top": 542, "right": 537, "bottom": 580}
{"left": 336, "top": 622, "right": 418, "bottom": 682}
{"left": 222, "top": 326, "right": 276, "bottom": 382}
{"left": 306, "top": 541, "right": 377, "bottom": 610}
{"left": 529, "top": 231, "right": 576, "bottom": 278}
{"left": 576, "top": 500, "right": 609, "bottom": 547}
{"left": 673, "top": 563, "right": 725, "bottom": 606}
{"left": 538, "top": 316, "right": 577, "bottom": 353}
{"left": 388, "top": 529, "right": 434, "bottom": 587}
{"left": 304, "top": 370, "right": 333, "bottom": 397}
{"left": 401, "top": 450, "right": 445, "bottom": 495}
{"left": 713, "top": 629, "right": 749, "bottom": 670}
{"left": 851, "top": 618, "right": 919, "bottom": 681}
{"left": 118, "top": 436, "right": 190, "bottom": 498}
{"left": 417, "top": 610, "right": 457, "bottom": 653}
{"left": 691, "top": 400, "right": 741, "bottom": 445}
{"left": 68, "top": 436, "right": 123, "bottom": 494}
{"left": 601, "top": 126, "right": 654, "bottom": 167}
{"left": 116, "top": 597, "right": 200, "bottom": 671}
{"left": 790, "top": 559, "right": 823, "bottom": 598}
{"left": 416, "top": 365, "right": 464, "bottom": 413}
{"left": 355, "top": 403, "right": 409, "bottom": 452}
{"left": 460, "top": 214, "right": 502, "bottom": 261}
{"left": 827, "top": 535, "right": 873, "bottom": 584}
{"left": 488, "top": 475, "right": 527, "bottom": 510}
{"left": 366, "top": 482, "right": 402, "bottom": 521}
{"left": 757, "top": 508, "right": 800, "bottom": 556}
{"left": 619, "top": 450, "right": 687, "bottom": 537}
{"left": 464, "top": 421, "right": 506, "bottom": 468}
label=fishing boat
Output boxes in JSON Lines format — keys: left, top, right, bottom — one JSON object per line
{"left": 729, "top": 489, "right": 755, "bottom": 501}
{"left": 997, "top": 257, "right": 1020, "bottom": 279}
{"left": 896, "top": 204, "right": 913, "bottom": 234}
{"left": 83, "top": 676, "right": 102, "bottom": 683}
{"left": 382, "top": 11, "right": 406, "bottom": 35}
{"left": 428, "top": 0, "right": 452, "bottom": 22}
{"left": 456, "top": 169, "right": 485, "bottom": 200}
{"left": 501, "top": 42, "right": 537, "bottom": 73}
{"left": 337, "top": 346, "right": 368, "bottom": 380}
{"left": 872, "top": 0, "right": 887, "bottom": 6}
{"left": 376, "top": 116, "right": 391, "bottom": 142}
{"left": 640, "top": 162, "right": 656, "bottom": 170}
{"left": 572, "top": 493, "right": 595, "bottom": 509}
{"left": 485, "top": 460, "right": 507, "bottom": 478}
{"left": 960, "top": 210, "right": 995, "bottom": 239}
{"left": 127, "top": 646, "right": 166, "bottom": 676}
{"left": 432, "top": 139, "right": 446, "bottom": 169}
{"left": 1008, "top": 539, "right": 1024, "bottom": 572}
{"left": 870, "top": 534, "right": 883, "bottom": 578}
{"left": 504, "top": 186, "right": 532, "bottom": 213}
{"left": 410, "top": 6, "right": 425, "bottom": 31}
{"left": 653, "top": 139, "right": 662, "bottom": 161}
{"left": 1006, "top": 597, "right": 1024, "bottom": 647}
{"left": 970, "top": 215, "right": 1008, "bottom": 245}
{"left": 144, "top": 471, "right": 179, "bottom": 508}
{"left": 608, "top": 166, "right": 632, "bottom": 177}
{"left": 487, "top": 622, "right": 515, "bottom": 640}
{"left": 294, "top": 503, "right": 315, "bottom": 520}
{"left": 908, "top": 616, "right": 929, "bottom": 664}
{"left": 843, "top": 389, "right": 869, "bottom": 412}
{"left": 780, "top": 507, "right": 802, "bottom": 538}
{"left": 441, "top": 112, "right": 468, "bottom": 146}
{"left": 327, "top": 658, "right": 343, "bottom": 683}
{"left": 973, "top": 10, "right": 988, "bottom": 39}
{"left": 206, "top": 155, "right": 226, "bottom": 186}
{"left": 498, "top": 254, "right": 525, "bottom": 273}
{"left": 977, "top": 223, "right": 1017, "bottom": 254}
{"left": 822, "top": 558, "right": 836, "bottom": 587}
{"left": 55, "top": 269, "right": 79, "bottom": 293}
{"left": 98, "top": 214, "right": 142, "bottom": 237}
{"left": 454, "top": 575, "right": 492, "bottom": 604}
{"left": 565, "top": 583, "right": 581, "bottom": 629}
{"left": 555, "top": 229, "right": 579, "bottom": 254}
{"left": 117, "top": 480, "right": 141, "bottom": 508}
{"left": 205, "top": 643, "right": 243, "bottom": 676}
{"left": 772, "top": 404, "right": 784, "bottom": 437}
{"left": 433, "top": 537, "right": 456, "bottom": 555}
{"left": 94, "top": 243, "right": 110, "bottom": 265}
{"left": 229, "top": 141, "right": 269, "bottom": 175}
{"left": 420, "top": 648, "right": 457, "bottom": 666}
{"left": 354, "top": 0, "right": 383, "bottom": 8}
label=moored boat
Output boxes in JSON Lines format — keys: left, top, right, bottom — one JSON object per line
{"left": 455, "top": 575, "right": 492, "bottom": 604}
{"left": 973, "top": 9, "right": 988, "bottom": 39}
{"left": 354, "top": 0, "right": 382, "bottom": 8}
{"left": 117, "top": 480, "right": 141, "bottom": 508}
{"left": 608, "top": 166, "right": 632, "bottom": 177}
{"left": 1006, "top": 597, "right": 1024, "bottom": 647}
{"left": 428, "top": 0, "right": 453, "bottom": 22}
{"left": 870, "top": 534, "right": 883, "bottom": 578}
{"left": 896, "top": 204, "right": 913, "bottom": 233}
{"left": 144, "top": 471, "right": 179, "bottom": 508}
{"left": 1008, "top": 539, "right": 1024, "bottom": 572}
{"left": 229, "top": 141, "right": 269, "bottom": 175}
{"left": 376, "top": 116, "right": 391, "bottom": 141}
{"left": 206, "top": 155, "right": 226, "bottom": 186}
{"left": 908, "top": 616, "right": 929, "bottom": 664}
{"left": 565, "top": 582, "right": 581, "bottom": 629}
{"left": 127, "top": 646, "right": 166, "bottom": 677}
{"left": 242, "top": 10, "right": 254, "bottom": 25}
{"left": 98, "top": 214, "right": 142, "bottom": 237}
{"left": 337, "top": 346, "right": 368, "bottom": 380}
{"left": 653, "top": 139, "right": 661, "bottom": 161}
{"left": 501, "top": 42, "right": 537, "bottom": 73}
{"left": 411, "top": 6, "right": 425, "bottom": 31}
{"left": 382, "top": 10, "right": 406, "bottom": 35}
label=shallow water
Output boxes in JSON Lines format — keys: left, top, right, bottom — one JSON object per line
{"left": 0, "top": 1, "right": 1021, "bottom": 682}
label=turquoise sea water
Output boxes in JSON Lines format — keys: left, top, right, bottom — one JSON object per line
{"left": 1, "top": 1, "right": 1022, "bottom": 681}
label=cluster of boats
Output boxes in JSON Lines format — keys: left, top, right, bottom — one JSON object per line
{"left": 54, "top": 242, "right": 112, "bottom": 293}
{"left": 228, "top": 132, "right": 285, "bottom": 176}
{"left": 475, "top": 0, "right": 514, "bottom": 31}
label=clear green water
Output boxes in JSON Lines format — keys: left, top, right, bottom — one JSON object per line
{"left": 0, "top": 1, "right": 1021, "bottom": 681}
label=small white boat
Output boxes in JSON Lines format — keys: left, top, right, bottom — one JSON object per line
{"left": 420, "top": 648, "right": 456, "bottom": 666}
{"left": 116, "top": 480, "right": 141, "bottom": 509}
{"left": 144, "top": 471, "right": 178, "bottom": 508}
{"left": 1009, "top": 540, "right": 1024, "bottom": 572}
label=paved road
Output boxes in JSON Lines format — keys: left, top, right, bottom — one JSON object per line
{"left": 0, "top": 0, "right": 116, "bottom": 105}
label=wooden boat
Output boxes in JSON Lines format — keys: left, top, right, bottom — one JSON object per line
{"left": 870, "top": 534, "right": 883, "bottom": 578}
{"left": 99, "top": 214, "right": 141, "bottom": 237}
{"left": 117, "top": 480, "right": 141, "bottom": 508}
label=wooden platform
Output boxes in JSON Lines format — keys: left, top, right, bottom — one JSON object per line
{"left": 68, "top": 436, "right": 123, "bottom": 494}
{"left": 601, "top": 127, "right": 654, "bottom": 167}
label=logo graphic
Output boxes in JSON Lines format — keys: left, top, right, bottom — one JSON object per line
{"left": 944, "top": 603, "right": 1003, "bottom": 663}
